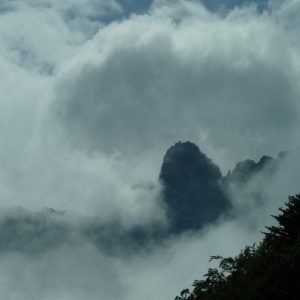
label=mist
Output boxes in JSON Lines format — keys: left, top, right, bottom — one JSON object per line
{"left": 0, "top": 0, "right": 299, "bottom": 299}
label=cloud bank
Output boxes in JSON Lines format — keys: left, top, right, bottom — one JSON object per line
{"left": 0, "top": 0, "right": 300, "bottom": 299}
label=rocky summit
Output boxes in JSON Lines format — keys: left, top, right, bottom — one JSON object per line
{"left": 159, "top": 141, "right": 231, "bottom": 233}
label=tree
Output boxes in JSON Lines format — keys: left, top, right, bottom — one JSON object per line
{"left": 174, "top": 194, "right": 300, "bottom": 300}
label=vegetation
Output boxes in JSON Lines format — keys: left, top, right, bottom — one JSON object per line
{"left": 175, "top": 194, "right": 300, "bottom": 300}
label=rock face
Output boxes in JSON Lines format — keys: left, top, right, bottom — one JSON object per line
{"left": 159, "top": 141, "right": 230, "bottom": 233}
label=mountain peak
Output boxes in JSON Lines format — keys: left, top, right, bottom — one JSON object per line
{"left": 159, "top": 141, "right": 230, "bottom": 233}
{"left": 160, "top": 141, "right": 222, "bottom": 184}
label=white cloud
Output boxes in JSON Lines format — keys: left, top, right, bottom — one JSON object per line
{"left": 0, "top": 0, "right": 123, "bottom": 74}
{"left": 1, "top": 0, "right": 123, "bottom": 21}
{"left": 47, "top": 0, "right": 300, "bottom": 170}
{"left": 0, "top": 0, "right": 299, "bottom": 299}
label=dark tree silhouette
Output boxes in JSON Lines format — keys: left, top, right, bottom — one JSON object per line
{"left": 174, "top": 194, "right": 300, "bottom": 300}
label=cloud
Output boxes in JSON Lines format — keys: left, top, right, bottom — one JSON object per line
{"left": 0, "top": 0, "right": 123, "bottom": 24}
{"left": 47, "top": 0, "right": 300, "bottom": 170}
{"left": 0, "top": 6, "right": 80, "bottom": 74}
{"left": 0, "top": 244, "right": 125, "bottom": 300}
{"left": 0, "top": 0, "right": 300, "bottom": 299}
{"left": 0, "top": 210, "right": 263, "bottom": 300}
{"left": 0, "top": 0, "right": 124, "bottom": 75}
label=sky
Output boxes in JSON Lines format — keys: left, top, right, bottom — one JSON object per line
{"left": 0, "top": 0, "right": 300, "bottom": 299}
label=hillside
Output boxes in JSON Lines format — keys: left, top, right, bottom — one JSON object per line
{"left": 174, "top": 194, "right": 300, "bottom": 300}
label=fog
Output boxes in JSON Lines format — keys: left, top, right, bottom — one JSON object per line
{"left": 0, "top": 0, "right": 299, "bottom": 299}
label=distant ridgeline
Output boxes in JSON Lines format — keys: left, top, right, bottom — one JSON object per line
{"left": 0, "top": 141, "right": 287, "bottom": 255}
{"left": 159, "top": 141, "right": 285, "bottom": 234}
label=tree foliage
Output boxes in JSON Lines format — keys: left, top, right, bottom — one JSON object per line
{"left": 175, "top": 194, "right": 300, "bottom": 300}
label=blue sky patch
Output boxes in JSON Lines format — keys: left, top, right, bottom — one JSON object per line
{"left": 200, "top": 0, "right": 269, "bottom": 12}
